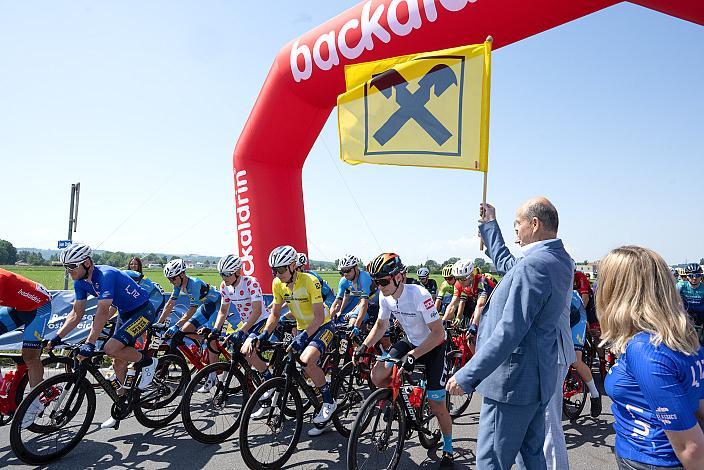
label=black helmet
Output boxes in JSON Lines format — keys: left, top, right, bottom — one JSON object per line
{"left": 368, "top": 253, "right": 404, "bottom": 279}
{"left": 685, "top": 263, "right": 703, "bottom": 275}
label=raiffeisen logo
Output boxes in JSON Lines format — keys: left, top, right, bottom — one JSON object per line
{"left": 235, "top": 169, "right": 255, "bottom": 276}
{"left": 290, "top": 0, "right": 479, "bottom": 82}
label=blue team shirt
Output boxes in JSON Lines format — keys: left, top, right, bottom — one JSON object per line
{"left": 336, "top": 270, "right": 374, "bottom": 312}
{"left": 605, "top": 332, "right": 704, "bottom": 466}
{"left": 170, "top": 276, "right": 220, "bottom": 307}
{"left": 306, "top": 270, "right": 333, "bottom": 299}
{"left": 678, "top": 281, "right": 704, "bottom": 321}
{"left": 123, "top": 270, "right": 166, "bottom": 312}
{"left": 74, "top": 265, "right": 149, "bottom": 316}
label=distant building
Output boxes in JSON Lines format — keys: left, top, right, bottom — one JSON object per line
{"left": 147, "top": 263, "right": 162, "bottom": 268}
{"left": 576, "top": 262, "right": 599, "bottom": 280}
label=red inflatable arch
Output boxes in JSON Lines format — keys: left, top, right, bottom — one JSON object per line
{"left": 232, "top": 0, "right": 702, "bottom": 287}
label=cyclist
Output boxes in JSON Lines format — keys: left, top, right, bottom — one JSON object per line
{"left": 670, "top": 267, "right": 680, "bottom": 284}
{"left": 677, "top": 263, "right": 704, "bottom": 339}
{"left": 156, "top": 258, "right": 221, "bottom": 348}
{"left": 434, "top": 264, "right": 455, "bottom": 313}
{"left": 242, "top": 245, "right": 336, "bottom": 436}
{"left": 417, "top": 267, "right": 438, "bottom": 300}
{"left": 296, "top": 252, "right": 335, "bottom": 308}
{"left": 0, "top": 268, "right": 53, "bottom": 427}
{"left": 569, "top": 290, "right": 602, "bottom": 417}
{"left": 354, "top": 253, "right": 453, "bottom": 469}
{"left": 205, "top": 254, "right": 272, "bottom": 393}
{"left": 468, "top": 267, "right": 496, "bottom": 334}
{"left": 330, "top": 254, "right": 373, "bottom": 337}
{"left": 443, "top": 259, "right": 485, "bottom": 329}
{"left": 47, "top": 243, "right": 159, "bottom": 402}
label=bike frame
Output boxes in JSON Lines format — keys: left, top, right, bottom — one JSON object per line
{"left": 387, "top": 362, "right": 437, "bottom": 436}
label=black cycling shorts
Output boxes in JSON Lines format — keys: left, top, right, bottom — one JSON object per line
{"left": 389, "top": 337, "right": 448, "bottom": 393}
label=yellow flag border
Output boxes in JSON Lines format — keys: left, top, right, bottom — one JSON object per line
{"left": 337, "top": 39, "right": 492, "bottom": 172}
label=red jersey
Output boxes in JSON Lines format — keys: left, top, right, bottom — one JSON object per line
{"left": 0, "top": 268, "right": 51, "bottom": 311}
{"left": 453, "top": 274, "right": 483, "bottom": 299}
{"left": 573, "top": 271, "right": 591, "bottom": 296}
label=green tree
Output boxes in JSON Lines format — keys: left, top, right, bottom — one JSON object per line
{"left": 0, "top": 239, "right": 17, "bottom": 265}
{"left": 474, "top": 258, "right": 487, "bottom": 272}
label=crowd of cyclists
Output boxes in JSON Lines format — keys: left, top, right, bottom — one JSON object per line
{"left": 1, "top": 243, "right": 704, "bottom": 468}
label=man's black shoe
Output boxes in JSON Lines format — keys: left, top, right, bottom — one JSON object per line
{"left": 590, "top": 395, "right": 602, "bottom": 417}
{"left": 439, "top": 451, "right": 454, "bottom": 469}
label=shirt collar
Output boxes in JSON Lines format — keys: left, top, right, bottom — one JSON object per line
{"left": 521, "top": 238, "right": 559, "bottom": 256}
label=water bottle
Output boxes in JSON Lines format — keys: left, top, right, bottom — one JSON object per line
{"left": 106, "top": 371, "right": 122, "bottom": 392}
{"left": 338, "top": 338, "right": 348, "bottom": 355}
{"left": 0, "top": 371, "right": 14, "bottom": 396}
{"left": 124, "top": 369, "right": 136, "bottom": 389}
{"left": 410, "top": 386, "right": 423, "bottom": 409}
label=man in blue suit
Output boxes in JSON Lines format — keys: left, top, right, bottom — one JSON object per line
{"left": 446, "top": 197, "right": 573, "bottom": 469}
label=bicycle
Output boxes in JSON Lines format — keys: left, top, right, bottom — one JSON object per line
{"left": 562, "top": 365, "right": 587, "bottom": 420}
{"left": 9, "top": 339, "right": 189, "bottom": 465}
{"left": 0, "top": 351, "right": 73, "bottom": 425}
{"left": 582, "top": 328, "right": 616, "bottom": 387}
{"left": 238, "top": 340, "right": 363, "bottom": 469}
{"left": 445, "top": 325, "right": 475, "bottom": 418}
{"left": 346, "top": 356, "right": 448, "bottom": 470}
{"left": 180, "top": 325, "right": 294, "bottom": 444}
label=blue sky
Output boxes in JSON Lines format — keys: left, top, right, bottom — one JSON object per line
{"left": 1, "top": 1, "right": 702, "bottom": 266}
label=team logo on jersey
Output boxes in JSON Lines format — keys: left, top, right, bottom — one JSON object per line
{"left": 423, "top": 298, "right": 434, "bottom": 310}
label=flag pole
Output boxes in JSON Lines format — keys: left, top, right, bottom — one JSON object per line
{"left": 479, "top": 35, "right": 492, "bottom": 252}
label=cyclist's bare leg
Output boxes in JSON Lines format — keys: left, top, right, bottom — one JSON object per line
{"left": 300, "top": 346, "right": 325, "bottom": 386}
{"left": 104, "top": 338, "right": 142, "bottom": 364}
{"left": 572, "top": 350, "right": 594, "bottom": 383}
{"left": 370, "top": 361, "right": 393, "bottom": 389}
{"left": 241, "top": 343, "right": 268, "bottom": 373}
{"left": 428, "top": 398, "right": 452, "bottom": 437}
{"left": 22, "top": 348, "right": 43, "bottom": 388}
{"left": 112, "top": 357, "right": 128, "bottom": 395}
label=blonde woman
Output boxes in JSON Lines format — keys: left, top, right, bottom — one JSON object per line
{"left": 599, "top": 246, "right": 704, "bottom": 469}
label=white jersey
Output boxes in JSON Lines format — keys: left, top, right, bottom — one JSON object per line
{"left": 379, "top": 284, "right": 442, "bottom": 347}
{"left": 220, "top": 276, "right": 270, "bottom": 325}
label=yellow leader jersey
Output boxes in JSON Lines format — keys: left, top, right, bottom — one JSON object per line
{"left": 272, "top": 272, "right": 331, "bottom": 331}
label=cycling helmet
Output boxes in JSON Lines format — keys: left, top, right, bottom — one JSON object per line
{"left": 217, "top": 254, "right": 242, "bottom": 275}
{"left": 59, "top": 243, "right": 92, "bottom": 264}
{"left": 268, "top": 245, "right": 298, "bottom": 268}
{"left": 338, "top": 254, "right": 360, "bottom": 270}
{"left": 163, "top": 258, "right": 187, "bottom": 278}
{"left": 368, "top": 253, "right": 404, "bottom": 279}
{"left": 296, "top": 252, "right": 308, "bottom": 268}
{"left": 441, "top": 264, "right": 454, "bottom": 278}
{"left": 684, "top": 263, "right": 702, "bottom": 275}
{"left": 451, "top": 259, "right": 474, "bottom": 278}
{"left": 417, "top": 267, "right": 430, "bottom": 278}
{"left": 670, "top": 267, "right": 678, "bottom": 278}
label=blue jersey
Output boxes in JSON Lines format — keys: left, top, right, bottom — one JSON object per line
{"left": 337, "top": 270, "right": 374, "bottom": 313}
{"left": 74, "top": 265, "right": 149, "bottom": 315}
{"left": 678, "top": 281, "right": 704, "bottom": 322}
{"left": 170, "top": 276, "right": 220, "bottom": 307}
{"left": 123, "top": 270, "right": 166, "bottom": 313}
{"left": 605, "top": 332, "right": 704, "bottom": 467}
{"left": 306, "top": 270, "right": 333, "bottom": 299}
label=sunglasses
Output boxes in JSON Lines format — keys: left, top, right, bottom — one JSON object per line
{"left": 63, "top": 263, "right": 80, "bottom": 271}
{"left": 455, "top": 276, "right": 468, "bottom": 281}
{"left": 374, "top": 276, "right": 393, "bottom": 287}
{"left": 167, "top": 275, "right": 180, "bottom": 282}
{"left": 220, "top": 271, "right": 237, "bottom": 278}
{"left": 443, "top": 276, "right": 455, "bottom": 282}
{"left": 689, "top": 274, "right": 703, "bottom": 279}
{"left": 272, "top": 266, "right": 289, "bottom": 275}
{"left": 339, "top": 268, "right": 353, "bottom": 275}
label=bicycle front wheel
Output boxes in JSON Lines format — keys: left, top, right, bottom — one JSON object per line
{"left": 181, "top": 361, "right": 247, "bottom": 443}
{"left": 331, "top": 361, "right": 369, "bottom": 438}
{"left": 563, "top": 367, "right": 587, "bottom": 420}
{"left": 447, "top": 351, "right": 472, "bottom": 419}
{"left": 134, "top": 353, "right": 190, "bottom": 428}
{"left": 347, "top": 388, "right": 406, "bottom": 470}
{"left": 10, "top": 372, "right": 95, "bottom": 465}
{"left": 239, "top": 377, "right": 303, "bottom": 470}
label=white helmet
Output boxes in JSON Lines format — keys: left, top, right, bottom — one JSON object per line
{"left": 338, "top": 254, "right": 360, "bottom": 270}
{"left": 417, "top": 267, "right": 430, "bottom": 278}
{"left": 451, "top": 259, "right": 474, "bottom": 278}
{"left": 59, "top": 243, "right": 92, "bottom": 265}
{"left": 217, "top": 254, "right": 242, "bottom": 275}
{"left": 268, "top": 245, "right": 298, "bottom": 268}
{"left": 163, "top": 258, "right": 187, "bottom": 278}
{"left": 296, "top": 252, "right": 308, "bottom": 268}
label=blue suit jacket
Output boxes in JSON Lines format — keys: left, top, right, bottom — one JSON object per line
{"left": 454, "top": 220, "right": 573, "bottom": 405}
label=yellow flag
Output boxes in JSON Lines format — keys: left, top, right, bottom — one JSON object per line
{"left": 337, "top": 41, "right": 491, "bottom": 171}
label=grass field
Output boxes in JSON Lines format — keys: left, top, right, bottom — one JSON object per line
{"left": 2, "top": 265, "right": 450, "bottom": 293}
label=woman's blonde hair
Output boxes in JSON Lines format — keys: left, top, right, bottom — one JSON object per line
{"left": 596, "top": 245, "right": 699, "bottom": 355}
